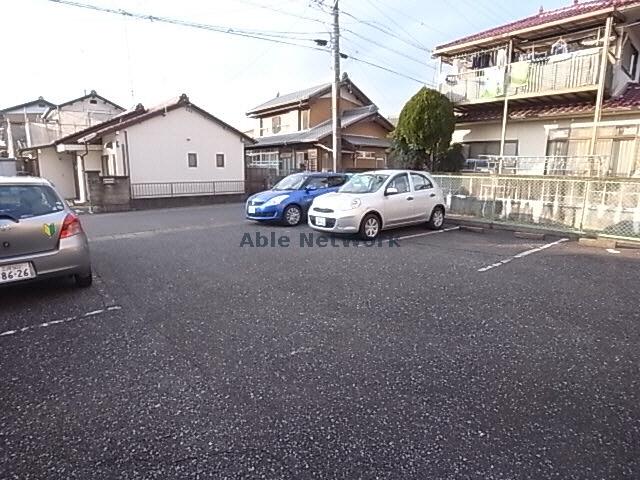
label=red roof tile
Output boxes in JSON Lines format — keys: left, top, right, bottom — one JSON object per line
{"left": 457, "top": 83, "right": 640, "bottom": 122}
{"left": 436, "top": 0, "right": 640, "bottom": 51}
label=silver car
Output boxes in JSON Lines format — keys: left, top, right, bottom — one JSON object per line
{"left": 0, "top": 176, "right": 92, "bottom": 288}
{"left": 308, "top": 170, "right": 446, "bottom": 240}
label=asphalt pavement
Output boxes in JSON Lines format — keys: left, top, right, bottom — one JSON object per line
{"left": 1, "top": 203, "right": 639, "bottom": 479}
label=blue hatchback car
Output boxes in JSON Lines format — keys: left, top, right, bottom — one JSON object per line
{"left": 246, "top": 172, "right": 350, "bottom": 226}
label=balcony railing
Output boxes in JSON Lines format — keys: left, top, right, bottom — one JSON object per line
{"left": 469, "top": 155, "right": 627, "bottom": 177}
{"left": 441, "top": 47, "right": 602, "bottom": 104}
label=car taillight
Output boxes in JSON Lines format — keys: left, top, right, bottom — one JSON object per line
{"left": 60, "top": 213, "right": 83, "bottom": 239}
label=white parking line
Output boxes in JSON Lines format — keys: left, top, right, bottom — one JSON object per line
{"left": 477, "top": 238, "right": 569, "bottom": 273}
{"left": 0, "top": 305, "right": 122, "bottom": 338}
{"left": 90, "top": 222, "right": 243, "bottom": 243}
{"left": 355, "top": 226, "right": 460, "bottom": 246}
{"left": 393, "top": 226, "right": 461, "bottom": 242}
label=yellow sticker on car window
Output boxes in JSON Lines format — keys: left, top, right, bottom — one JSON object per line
{"left": 42, "top": 223, "right": 56, "bottom": 238}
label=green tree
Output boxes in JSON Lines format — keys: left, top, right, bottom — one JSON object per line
{"left": 435, "top": 143, "right": 466, "bottom": 172}
{"left": 393, "top": 87, "right": 455, "bottom": 171}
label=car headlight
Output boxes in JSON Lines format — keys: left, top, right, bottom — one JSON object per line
{"left": 348, "top": 198, "right": 361, "bottom": 210}
{"left": 264, "top": 195, "right": 289, "bottom": 207}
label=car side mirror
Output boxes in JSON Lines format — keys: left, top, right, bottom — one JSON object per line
{"left": 305, "top": 185, "right": 317, "bottom": 192}
{"left": 385, "top": 187, "right": 399, "bottom": 196}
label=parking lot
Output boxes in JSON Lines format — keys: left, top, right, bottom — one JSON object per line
{"left": 1, "top": 203, "right": 639, "bottom": 479}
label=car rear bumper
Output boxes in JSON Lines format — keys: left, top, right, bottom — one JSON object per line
{"left": 0, "top": 234, "right": 91, "bottom": 284}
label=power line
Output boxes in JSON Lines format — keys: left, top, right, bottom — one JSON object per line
{"left": 364, "top": 0, "right": 428, "bottom": 51}
{"left": 463, "top": 0, "right": 512, "bottom": 24}
{"left": 343, "top": 46, "right": 434, "bottom": 86}
{"left": 231, "top": 0, "right": 330, "bottom": 25}
{"left": 339, "top": 9, "right": 430, "bottom": 53}
{"left": 344, "top": 52, "right": 430, "bottom": 85}
{"left": 47, "top": 0, "right": 330, "bottom": 51}
{"left": 342, "top": 29, "right": 435, "bottom": 70}
{"left": 361, "top": 0, "right": 449, "bottom": 37}
{"left": 46, "top": 0, "right": 430, "bottom": 89}
{"left": 309, "top": 2, "right": 430, "bottom": 54}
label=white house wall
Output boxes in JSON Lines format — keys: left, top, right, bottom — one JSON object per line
{"left": 453, "top": 113, "right": 640, "bottom": 157}
{"left": 124, "top": 106, "right": 245, "bottom": 184}
{"left": 452, "top": 119, "right": 571, "bottom": 156}
{"left": 37, "top": 147, "right": 76, "bottom": 199}
{"left": 256, "top": 109, "right": 299, "bottom": 137}
{"left": 84, "top": 150, "right": 102, "bottom": 173}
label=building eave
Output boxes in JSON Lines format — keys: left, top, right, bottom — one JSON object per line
{"left": 433, "top": 1, "right": 637, "bottom": 58}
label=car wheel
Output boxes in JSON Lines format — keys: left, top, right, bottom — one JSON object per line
{"left": 283, "top": 205, "right": 302, "bottom": 226}
{"left": 74, "top": 271, "right": 93, "bottom": 288}
{"left": 427, "top": 206, "right": 445, "bottom": 230}
{"left": 359, "top": 213, "right": 380, "bottom": 240}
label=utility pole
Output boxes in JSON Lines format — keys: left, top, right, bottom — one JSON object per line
{"left": 331, "top": 0, "right": 341, "bottom": 172}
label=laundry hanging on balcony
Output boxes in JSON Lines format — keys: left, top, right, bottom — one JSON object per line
{"left": 509, "top": 62, "right": 530, "bottom": 89}
{"left": 480, "top": 66, "right": 505, "bottom": 98}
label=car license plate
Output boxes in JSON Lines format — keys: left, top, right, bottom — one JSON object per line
{"left": 0, "top": 263, "right": 34, "bottom": 284}
{"left": 248, "top": 206, "right": 256, "bottom": 214}
{"left": 316, "top": 216, "right": 326, "bottom": 227}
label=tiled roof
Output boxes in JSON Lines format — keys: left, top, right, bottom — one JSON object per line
{"left": 1, "top": 97, "right": 55, "bottom": 114}
{"left": 436, "top": 0, "right": 640, "bottom": 51}
{"left": 250, "top": 105, "right": 381, "bottom": 147}
{"left": 457, "top": 83, "right": 640, "bottom": 122}
{"left": 53, "top": 90, "right": 125, "bottom": 112}
{"left": 247, "top": 83, "right": 331, "bottom": 115}
{"left": 342, "top": 134, "right": 391, "bottom": 149}
{"left": 36, "top": 94, "right": 252, "bottom": 146}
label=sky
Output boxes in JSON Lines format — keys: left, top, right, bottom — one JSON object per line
{"left": 2, "top": 0, "right": 571, "bottom": 130}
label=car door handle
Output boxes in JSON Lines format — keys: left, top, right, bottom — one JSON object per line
{"left": 429, "top": 193, "right": 436, "bottom": 197}
{"left": 406, "top": 196, "right": 414, "bottom": 201}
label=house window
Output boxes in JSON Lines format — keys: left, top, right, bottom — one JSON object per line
{"left": 216, "top": 153, "right": 225, "bottom": 168}
{"left": 246, "top": 149, "right": 279, "bottom": 168}
{"left": 461, "top": 141, "right": 518, "bottom": 159}
{"left": 188, "top": 152, "right": 198, "bottom": 168}
{"left": 101, "top": 155, "right": 109, "bottom": 175}
{"left": 356, "top": 151, "right": 376, "bottom": 159}
{"left": 272, "top": 116, "right": 282, "bottom": 134}
{"left": 622, "top": 36, "right": 639, "bottom": 79}
{"left": 300, "top": 110, "right": 309, "bottom": 130}
{"left": 89, "top": 99, "right": 98, "bottom": 105}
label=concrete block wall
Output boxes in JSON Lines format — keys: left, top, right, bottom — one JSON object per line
{"left": 85, "top": 170, "right": 131, "bottom": 212}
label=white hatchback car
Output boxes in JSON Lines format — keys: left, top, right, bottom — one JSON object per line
{"left": 308, "top": 170, "right": 446, "bottom": 240}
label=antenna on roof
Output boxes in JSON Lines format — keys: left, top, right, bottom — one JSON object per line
{"left": 539, "top": 5, "right": 544, "bottom": 14}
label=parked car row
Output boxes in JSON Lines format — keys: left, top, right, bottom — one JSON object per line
{"left": 246, "top": 169, "right": 446, "bottom": 240}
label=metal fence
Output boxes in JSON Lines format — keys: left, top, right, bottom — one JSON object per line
{"left": 433, "top": 174, "right": 640, "bottom": 240}
{"left": 130, "top": 180, "right": 252, "bottom": 199}
{"left": 477, "top": 155, "right": 613, "bottom": 177}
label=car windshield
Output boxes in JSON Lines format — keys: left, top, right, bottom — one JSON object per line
{"left": 272, "top": 174, "right": 308, "bottom": 191}
{"left": 339, "top": 174, "right": 389, "bottom": 194}
{"left": 0, "top": 185, "right": 65, "bottom": 220}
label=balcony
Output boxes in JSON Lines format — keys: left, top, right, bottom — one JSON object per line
{"left": 441, "top": 47, "right": 603, "bottom": 106}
